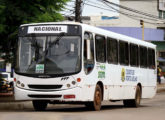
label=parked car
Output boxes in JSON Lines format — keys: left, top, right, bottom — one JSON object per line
{"left": 0, "top": 77, "right": 10, "bottom": 92}
{"left": 0, "top": 72, "right": 13, "bottom": 90}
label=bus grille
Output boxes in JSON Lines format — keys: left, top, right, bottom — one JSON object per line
{"left": 28, "top": 85, "right": 62, "bottom": 89}
{"left": 28, "top": 94, "right": 62, "bottom": 98}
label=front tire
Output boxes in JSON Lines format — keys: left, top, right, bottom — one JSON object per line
{"left": 85, "top": 85, "right": 102, "bottom": 111}
{"left": 32, "top": 100, "right": 48, "bottom": 111}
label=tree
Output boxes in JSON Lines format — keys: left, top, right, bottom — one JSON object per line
{"left": 0, "top": 0, "right": 69, "bottom": 64}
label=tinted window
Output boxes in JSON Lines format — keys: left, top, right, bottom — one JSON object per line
{"left": 95, "top": 35, "right": 106, "bottom": 63}
{"left": 140, "top": 46, "right": 147, "bottom": 68}
{"left": 148, "top": 48, "right": 155, "bottom": 69}
{"left": 130, "top": 44, "right": 139, "bottom": 66}
{"left": 119, "top": 41, "right": 129, "bottom": 65}
{"left": 107, "top": 37, "right": 118, "bottom": 64}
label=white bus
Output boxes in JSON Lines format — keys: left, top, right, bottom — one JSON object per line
{"left": 14, "top": 22, "right": 157, "bottom": 111}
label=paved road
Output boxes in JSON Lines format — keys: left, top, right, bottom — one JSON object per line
{"left": 0, "top": 92, "right": 165, "bottom": 120}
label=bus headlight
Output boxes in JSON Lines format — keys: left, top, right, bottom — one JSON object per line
{"left": 17, "top": 81, "right": 20, "bottom": 84}
{"left": 72, "top": 81, "right": 76, "bottom": 85}
{"left": 21, "top": 83, "right": 25, "bottom": 87}
{"left": 66, "top": 84, "right": 71, "bottom": 88}
{"left": 16, "top": 80, "right": 25, "bottom": 88}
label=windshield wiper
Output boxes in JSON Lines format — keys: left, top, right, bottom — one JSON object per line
{"left": 44, "top": 32, "right": 65, "bottom": 55}
{"left": 26, "top": 33, "right": 65, "bottom": 72}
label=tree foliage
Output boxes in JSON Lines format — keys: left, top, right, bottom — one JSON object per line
{"left": 0, "top": 0, "right": 69, "bottom": 63}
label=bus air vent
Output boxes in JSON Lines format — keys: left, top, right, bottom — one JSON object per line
{"left": 28, "top": 94, "right": 62, "bottom": 98}
{"left": 28, "top": 85, "right": 62, "bottom": 89}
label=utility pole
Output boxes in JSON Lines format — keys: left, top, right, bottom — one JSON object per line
{"left": 75, "top": 0, "right": 82, "bottom": 22}
{"left": 140, "top": 20, "right": 144, "bottom": 40}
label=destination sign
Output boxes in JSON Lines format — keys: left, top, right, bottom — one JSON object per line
{"left": 28, "top": 25, "right": 67, "bottom": 34}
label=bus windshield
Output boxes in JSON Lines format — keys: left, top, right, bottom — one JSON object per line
{"left": 15, "top": 35, "right": 81, "bottom": 76}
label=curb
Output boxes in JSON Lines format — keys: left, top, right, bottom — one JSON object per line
{"left": 0, "top": 101, "right": 32, "bottom": 110}
{"left": 157, "top": 83, "right": 165, "bottom": 93}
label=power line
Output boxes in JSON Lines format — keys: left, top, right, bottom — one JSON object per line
{"left": 98, "top": 0, "right": 165, "bottom": 25}
{"left": 64, "top": 0, "right": 165, "bottom": 25}
{"left": 85, "top": 0, "right": 162, "bottom": 23}
{"left": 101, "top": 1, "right": 159, "bottom": 22}
{"left": 83, "top": 0, "right": 159, "bottom": 25}
{"left": 99, "top": 0, "right": 165, "bottom": 22}
{"left": 85, "top": 0, "right": 111, "bottom": 9}
{"left": 83, "top": 2, "right": 116, "bottom": 13}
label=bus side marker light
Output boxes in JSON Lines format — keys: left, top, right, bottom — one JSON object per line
{"left": 64, "top": 95, "right": 75, "bottom": 99}
{"left": 14, "top": 78, "right": 16, "bottom": 82}
{"left": 77, "top": 78, "right": 81, "bottom": 82}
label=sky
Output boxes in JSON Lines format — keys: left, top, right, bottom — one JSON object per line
{"left": 63, "top": 0, "right": 119, "bottom": 17}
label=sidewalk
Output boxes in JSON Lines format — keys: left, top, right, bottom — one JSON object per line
{"left": 157, "top": 83, "right": 165, "bottom": 93}
{"left": 0, "top": 84, "right": 165, "bottom": 110}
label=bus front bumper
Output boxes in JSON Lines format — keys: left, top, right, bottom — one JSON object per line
{"left": 14, "top": 86, "right": 84, "bottom": 102}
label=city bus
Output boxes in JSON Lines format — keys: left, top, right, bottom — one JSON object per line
{"left": 14, "top": 22, "right": 157, "bottom": 111}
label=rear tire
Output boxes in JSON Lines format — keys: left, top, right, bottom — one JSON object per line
{"left": 85, "top": 85, "right": 102, "bottom": 111}
{"left": 32, "top": 100, "right": 48, "bottom": 111}
{"left": 123, "top": 85, "right": 141, "bottom": 107}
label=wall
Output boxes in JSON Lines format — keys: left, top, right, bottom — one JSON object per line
{"left": 82, "top": 0, "right": 161, "bottom": 29}
{"left": 118, "top": 0, "right": 159, "bottom": 28}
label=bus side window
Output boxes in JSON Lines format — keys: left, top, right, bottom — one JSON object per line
{"left": 119, "top": 41, "right": 129, "bottom": 65}
{"left": 95, "top": 35, "right": 106, "bottom": 63}
{"left": 107, "top": 37, "right": 118, "bottom": 64}
{"left": 140, "top": 46, "right": 147, "bottom": 68}
{"left": 84, "top": 32, "right": 95, "bottom": 74}
{"left": 130, "top": 44, "right": 139, "bottom": 67}
{"left": 148, "top": 48, "right": 155, "bottom": 69}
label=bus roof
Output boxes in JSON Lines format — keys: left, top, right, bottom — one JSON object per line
{"left": 20, "top": 22, "right": 156, "bottom": 49}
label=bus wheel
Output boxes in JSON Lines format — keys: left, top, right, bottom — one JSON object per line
{"left": 32, "top": 100, "right": 48, "bottom": 111}
{"left": 85, "top": 85, "right": 102, "bottom": 111}
{"left": 123, "top": 85, "right": 141, "bottom": 107}
{"left": 134, "top": 85, "right": 141, "bottom": 107}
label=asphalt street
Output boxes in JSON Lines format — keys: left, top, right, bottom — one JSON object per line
{"left": 0, "top": 92, "right": 165, "bottom": 120}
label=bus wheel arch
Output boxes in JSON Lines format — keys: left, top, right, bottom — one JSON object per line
{"left": 85, "top": 82, "right": 103, "bottom": 111}
{"left": 93, "top": 84, "right": 102, "bottom": 111}
{"left": 137, "top": 83, "right": 142, "bottom": 96}
{"left": 123, "top": 84, "right": 142, "bottom": 107}
{"left": 135, "top": 83, "right": 142, "bottom": 107}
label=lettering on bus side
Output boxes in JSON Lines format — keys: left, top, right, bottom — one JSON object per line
{"left": 121, "top": 68, "right": 137, "bottom": 82}
{"left": 98, "top": 71, "right": 105, "bottom": 78}
{"left": 96, "top": 63, "right": 106, "bottom": 79}
{"left": 126, "top": 69, "right": 137, "bottom": 81}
